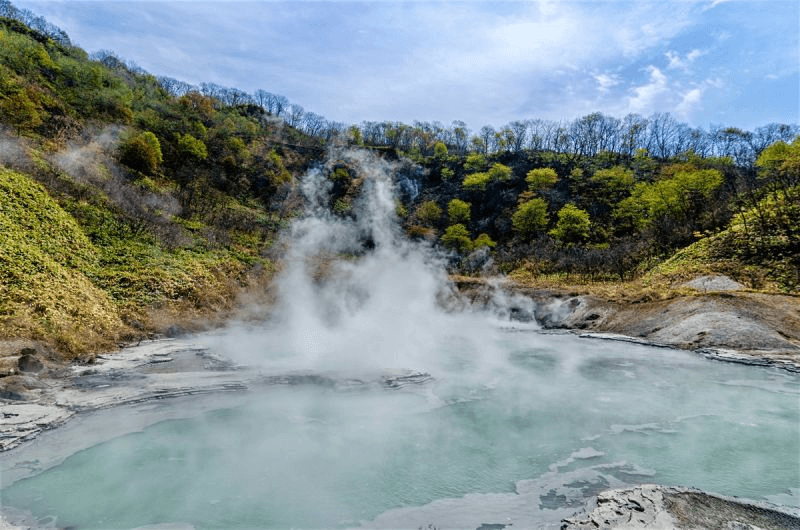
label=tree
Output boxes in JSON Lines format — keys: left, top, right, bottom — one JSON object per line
{"left": 525, "top": 167, "right": 558, "bottom": 192}
{"left": 550, "top": 204, "right": 591, "bottom": 245}
{"left": 464, "top": 153, "right": 487, "bottom": 172}
{"left": 119, "top": 131, "right": 163, "bottom": 174}
{"left": 615, "top": 168, "right": 724, "bottom": 230}
{"left": 415, "top": 200, "right": 442, "bottom": 227}
{"left": 512, "top": 198, "right": 548, "bottom": 239}
{"left": 590, "top": 165, "right": 634, "bottom": 205}
{"left": 176, "top": 133, "right": 208, "bottom": 161}
{"left": 472, "top": 233, "right": 496, "bottom": 249}
{"left": 487, "top": 163, "right": 513, "bottom": 182}
{"left": 441, "top": 223, "right": 472, "bottom": 252}
{"left": 286, "top": 104, "right": 305, "bottom": 127}
{"left": 447, "top": 198, "right": 471, "bottom": 224}
{"left": 433, "top": 141, "right": 448, "bottom": 159}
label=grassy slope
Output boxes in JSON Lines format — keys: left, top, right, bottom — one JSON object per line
{"left": 0, "top": 167, "right": 126, "bottom": 356}
{"left": 0, "top": 16, "right": 315, "bottom": 359}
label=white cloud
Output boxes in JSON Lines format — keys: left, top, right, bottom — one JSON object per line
{"left": 625, "top": 66, "right": 670, "bottom": 115}
{"left": 594, "top": 73, "right": 621, "bottom": 92}
{"left": 675, "top": 87, "right": 704, "bottom": 119}
{"left": 666, "top": 49, "right": 706, "bottom": 70}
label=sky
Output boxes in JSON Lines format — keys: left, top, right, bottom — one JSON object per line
{"left": 14, "top": 0, "right": 800, "bottom": 132}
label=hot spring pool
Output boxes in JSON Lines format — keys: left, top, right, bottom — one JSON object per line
{"left": 1, "top": 330, "right": 798, "bottom": 530}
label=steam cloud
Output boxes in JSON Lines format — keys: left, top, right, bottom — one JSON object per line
{"left": 202, "top": 148, "right": 535, "bottom": 378}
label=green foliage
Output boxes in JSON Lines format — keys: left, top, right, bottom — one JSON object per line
{"left": 463, "top": 163, "right": 512, "bottom": 190}
{"left": 441, "top": 223, "right": 472, "bottom": 252}
{"left": 333, "top": 198, "right": 352, "bottom": 215}
{"left": 0, "top": 168, "right": 125, "bottom": 355}
{"left": 447, "top": 198, "right": 471, "bottom": 224}
{"left": 395, "top": 200, "right": 408, "bottom": 218}
{"left": 525, "top": 167, "right": 558, "bottom": 191}
{"left": 119, "top": 131, "right": 163, "bottom": 174}
{"left": 756, "top": 137, "right": 800, "bottom": 184}
{"left": 415, "top": 200, "right": 442, "bottom": 227}
{"left": 331, "top": 167, "right": 351, "bottom": 181}
{"left": 512, "top": 198, "right": 548, "bottom": 239}
{"left": 433, "top": 141, "right": 448, "bottom": 159}
{"left": 440, "top": 167, "right": 454, "bottom": 181}
{"left": 487, "top": 163, "right": 513, "bottom": 181}
{"left": 0, "top": 25, "right": 57, "bottom": 76}
{"left": 0, "top": 87, "right": 42, "bottom": 134}
{"left": 463, "top": 171, "right": 491, "bottom": 190}
{"left": 463, "top": 153, "right": 487, "bottom": 172}
{"left": 549, "top": 204, "right": 591, "bottom": 245}
{"left": 176, "top": 133, "right": 208, "bottom": 161}
{"left": 472, "top": 233, "right": 496, "bottom": 249}
{"left": 615, "top": 168, "right": 724, "bottom": 229}
{"left": 590, "top": 165, "right": 634, "bottom": 204}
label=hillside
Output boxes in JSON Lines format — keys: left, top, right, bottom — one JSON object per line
{"left": 0, "top": 14, "right": 323, "bottom": 358}
{"left": 0, "top": 9, "right": 798, "bottom": 361}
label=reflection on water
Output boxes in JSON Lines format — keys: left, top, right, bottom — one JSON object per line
{"left": 2, "top": 331, "right": 798, "bottom": 530}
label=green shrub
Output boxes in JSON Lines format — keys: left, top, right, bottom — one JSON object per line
{"left": 472, "top": 233, "right": 496, "bottom": 249}
{"left": 512, "top": 198, "right": 548, "bottom": 239}
{"left": 447, "top": 198, "right": 471, "bottom": 224}
{"left": 463, "top": 172, "right": 491, "bottom": 190}
{"left": 549, "top": 204, "right": 591, "bottom": 245}
{"left": 176, "top": 133, "right": 208, "bottom": 161}
{"left": 463, "top": 153, "right": 487, "bottom": 172}
{"left": 526, "top": 167, "right": 558, "bottom": 191}
{"left": 487, "top": 163, "right": 513, "bottom": 182}
{"left": 441, "top": 223, "right": 472, "bottom": 252}
{"left": 119, "top": 131, "right": 163, "bottom": 174}
{"left": 415, "top": 200, "right": 442, "bottom": 226}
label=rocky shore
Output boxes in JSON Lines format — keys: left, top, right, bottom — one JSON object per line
{"left": 455, "top": 274, "right": 800, "bottom": 373}
{"left": 561, "top": 485, "right": 800, "bottom": 530}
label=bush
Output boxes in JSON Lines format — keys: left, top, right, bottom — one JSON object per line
{"left": 472, "top": 233, "right": 496, "bottom": 249}
{"left": 487, "top": 163, "right": 513, "bottom": 182}
{"left": 447, "top": 198, "right": 471, "bottom": 224}
{"left": 415, "top": 200, "right": 442, "bottom": 227}
{"left": 463, "top": 171, "right": 491, "bottom": 190}
{"left": 119, "top": 131, "right": 163, "bottom": 174}
{"left": 441, "top": 223, "right": 472, "bottom": 252}
{"left": 176, "top": 133, "right": 208, "bottom": 161}
{"left": 463, "top": 153, "right": 486, "bottom": 172}
{"left": 550, "top": 204, "right": 591, "bottom": 245}
{"left": 512, "top": 198, "right": 548, "bottom": 239}
{"left": 526, "top": 167, "right": 558, "bottom": 191}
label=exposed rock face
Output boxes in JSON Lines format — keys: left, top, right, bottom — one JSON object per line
{"left": 562, "top": 485, "right": 800, "bottom": 530}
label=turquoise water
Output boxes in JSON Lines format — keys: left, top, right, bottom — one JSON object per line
{"left": 2, "top": 332, "right": 798, "bottom": 529}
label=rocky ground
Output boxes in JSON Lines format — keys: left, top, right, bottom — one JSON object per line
{"left": 561, "top": 485, "right": 800, "bottom": 530}
{"left": 456, "top": 274, "right": 800, "bottom": 372}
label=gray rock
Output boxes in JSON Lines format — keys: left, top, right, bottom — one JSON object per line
{"left": 681, "top": 274, "right": 746, "bottom": 292}
{"left": 17, "top": 352, "right": 43, "bottom": 373}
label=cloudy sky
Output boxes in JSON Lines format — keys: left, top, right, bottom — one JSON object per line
{"left": 15, "top": 0, "right": 799, "bottom": 132}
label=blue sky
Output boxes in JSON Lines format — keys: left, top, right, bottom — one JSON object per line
{"left": 15, "top": 0, "right": 800, "bottom": 132}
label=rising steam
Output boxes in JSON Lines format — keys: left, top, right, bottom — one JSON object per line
{"left": 203, "top": 148, "right": 532, "bottom": 376}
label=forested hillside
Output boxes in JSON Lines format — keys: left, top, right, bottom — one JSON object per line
{"left": 0, "top": 3, "right": 798, "bottom": 357}
{"left": 0, "top": 10, "right": 321, "bottom": 356}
